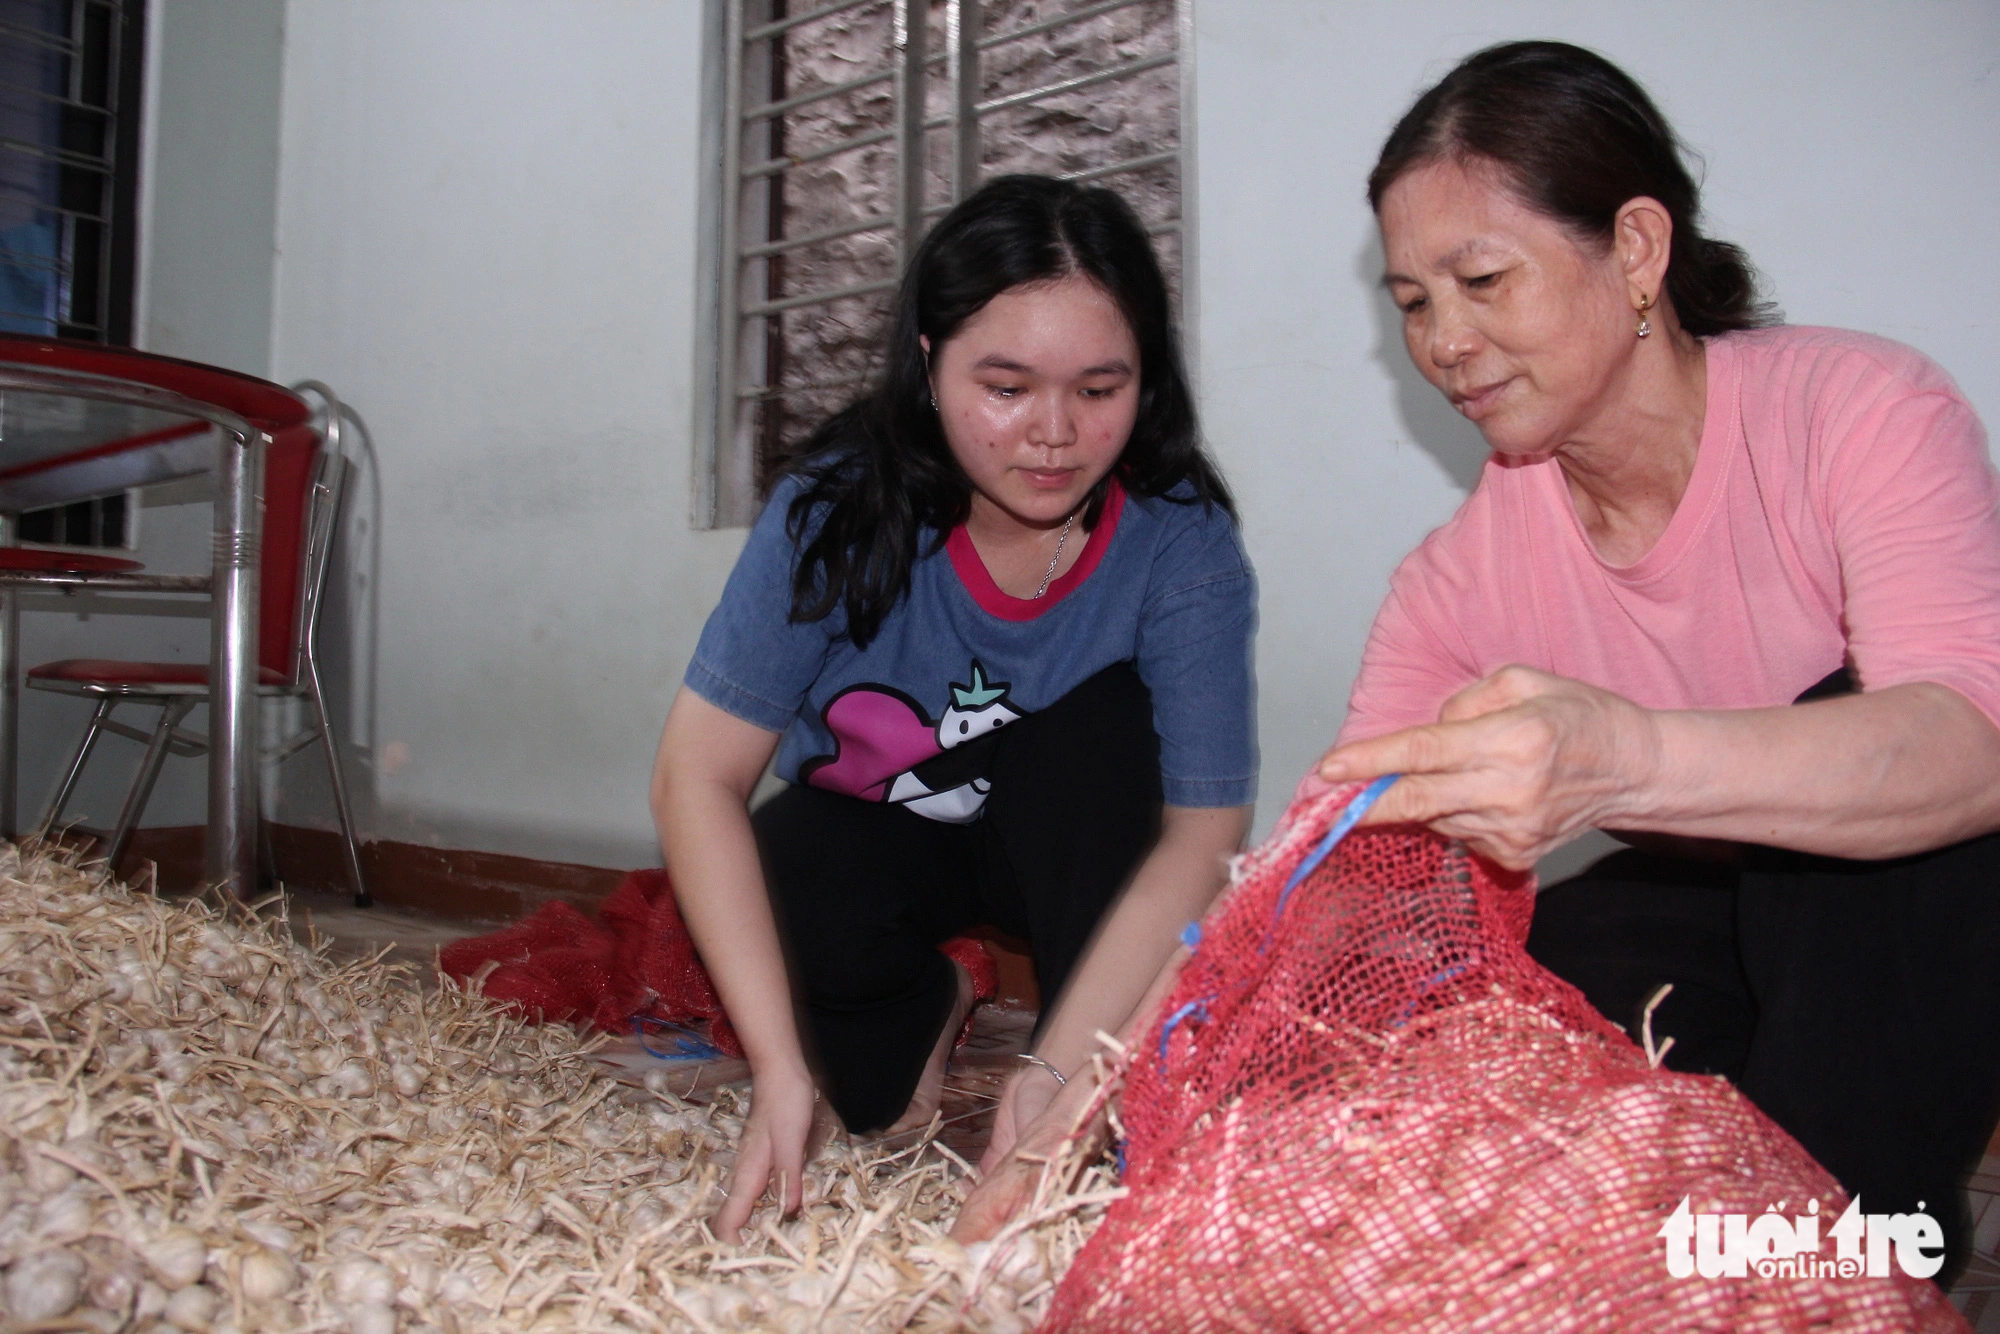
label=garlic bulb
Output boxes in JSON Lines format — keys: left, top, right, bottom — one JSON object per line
{"left": 86, "top": 1263, "right": 137, "bottom": 1312}
{"left": 347, "top": 1301, "right": 396, "bottom": 1334}
{"left": 138, "top": 1226, "right": 208, "bottom": 1290}
{"left": 35, "top": 1186, "right": 92, "bottom": 1235}
{"left": 5, "top": 1245, "right": 86, "bottom": 1319}
{"left": 162, "top": 1280, "right": 218, "bottom": 1330}
{"left": 330, "top": 1257, "right": 394, "bottom": 1307}
{"left": 328, "top": 1059, "right": 375, "bottom": 1098}
{"left": 238, "top": 1247, "right": 296, "bottom": 1302}
{"left": 191, "top": 949, "right": 248, "bottom": 986}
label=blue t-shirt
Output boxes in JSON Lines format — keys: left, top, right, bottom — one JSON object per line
{"left": 686, "top": 473, "right": 1258, "bottom": 821}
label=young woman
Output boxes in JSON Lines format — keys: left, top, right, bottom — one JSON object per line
{"left": 651, "top": 175, "right": 1256, "bottom": 1240}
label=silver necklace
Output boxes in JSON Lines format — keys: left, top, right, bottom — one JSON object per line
{"left": 1033, "top": 512, "right": 1077, "bottom": 599}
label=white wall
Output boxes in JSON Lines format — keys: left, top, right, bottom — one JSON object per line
{"left": 137, "top": 0, "right": 285, "bottom": 374}
{"left": 266, "top": 0, "right": 743, "bottom": 867}
{"left": 58, "top": 1, "right": 1992, "bottom": 875}
{"left": 1190, "top": 1, "right": 2000, "bottom": 854}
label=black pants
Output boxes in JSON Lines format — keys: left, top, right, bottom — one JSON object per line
{"left": 1528, "top": 840, "right": 2000, "bottom": 1284}
{"left": 753, "top": 662, "right": 1162, "bottom": 1132}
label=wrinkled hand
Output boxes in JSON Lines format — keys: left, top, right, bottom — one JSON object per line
{"left": 952, "top": 1066, "right": 1101, "bottom": 1244}
{"left": 712, "top": 1063, "right": 818, "bottom": 1242}
{"left": 1317, "top": 665, "right": 1662, "bottom": 870}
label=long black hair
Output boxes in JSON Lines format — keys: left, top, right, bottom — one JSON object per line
{"left": 778, "top": 174, "right": 1232, "bottom": 649}
{"left": 1368, "top": 41, "right": 1776, "bottom": 337}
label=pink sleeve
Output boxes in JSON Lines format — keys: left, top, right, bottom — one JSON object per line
{"left": 1335, "top": 564, "right": 1481, "bottom": 747}
{"left": 1820, "top": 373, "right": 2000, "bottom": 730}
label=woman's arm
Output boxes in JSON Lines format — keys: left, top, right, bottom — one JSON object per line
{"left": 649, "top": 687, "right": 816, "bottom": 1240}
{"left": 952, "top": 942, "right": 1195, "bottom": 1242}
{"left": 979, "top": 803, "right": 1249, "bottom": 1169}
{"left": 1318, "top": 665, "right": 2000, "bottom": 870}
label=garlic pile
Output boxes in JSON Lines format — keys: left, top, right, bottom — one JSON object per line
{"left": 0, "top": 843, "right": 1116, "bottom": 1332}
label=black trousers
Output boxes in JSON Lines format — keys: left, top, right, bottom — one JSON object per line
{"left": 1528, "top": 841, "right": 2000, "bottom": 1285}
{"left": 753, "top": 662, "right": 1162, "bottom": 1132}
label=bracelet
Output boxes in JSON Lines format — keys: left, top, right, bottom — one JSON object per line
{"left": 1017, "top": 1053, "right": 1067, "bottom": 1087}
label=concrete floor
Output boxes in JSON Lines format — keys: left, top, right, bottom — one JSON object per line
{"left": 284, "top": 885, "right": 483, "bottom": 973}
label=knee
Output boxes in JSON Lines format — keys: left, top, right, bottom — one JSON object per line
{"left": 789, "top": 929, "right": 948, "bottom": 1011}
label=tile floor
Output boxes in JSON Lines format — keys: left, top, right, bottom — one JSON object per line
{"left": 288, "top": 886, "right": 2000, "bottom": 1320}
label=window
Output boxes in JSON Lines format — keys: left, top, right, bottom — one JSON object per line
{"left": 0, "top": 0, "right": 146, "bottom": 549}
{"left": 0, "top": 0, "right": 142, "bottom": 343}
{"left": 696, "top": 0, "right": 1191, "bottom": 528}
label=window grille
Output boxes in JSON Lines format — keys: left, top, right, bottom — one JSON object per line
{"left": 0, "top": 0, "right": 145, "bottom": 548}
{"left": 0, "top": 0, "right": 141, "bottom": 344}
{"left": 696, "top": 0, "right": 1193, "bottom": 528}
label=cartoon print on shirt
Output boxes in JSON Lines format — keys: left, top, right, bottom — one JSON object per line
{"left": 890, "top": 663, "right": 1023, "bottom": 820}
{"left": 799, "top": 661, "right": 1023, "bottom": 823}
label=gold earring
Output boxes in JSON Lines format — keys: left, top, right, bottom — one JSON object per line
{"left": 1635, "top": 293, "right": 1654, "bottom": 340}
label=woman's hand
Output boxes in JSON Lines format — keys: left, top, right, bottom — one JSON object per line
{"left": 1317, "top": 665, "right": 1663, "bottom": 869}
{"left": 952, "top": 1063, "right": 1102, "bottom": 1244}
{"left": 713, "top": 1062, "right": 818, "bottom": 1242}
{"left": 953, "top": 945, "right": 1192, "bottom": 1243}
{"left": 978, "top": 1063, "right": 1063, "bottom": 1174}
{"left": 651, "top": 689, "right": 821, "bottom": 1241}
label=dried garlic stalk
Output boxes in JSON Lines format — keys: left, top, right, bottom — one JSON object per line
{"left": 0, "top": 843, "right": 1117, "bottom": 1332}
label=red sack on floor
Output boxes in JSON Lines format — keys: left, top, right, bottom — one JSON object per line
{"left": 438, "top": 869, "right": 999, "bottom": 1058}
{"left": 1047, "top": 780, "right": 1969, "bottom": 1332}
{"left": 438, "top": 869, "right": 744, "bottom": 1053}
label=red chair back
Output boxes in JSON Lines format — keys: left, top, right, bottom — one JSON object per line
{"left": 260, "top": 423, "right": 321, "bottom": 685}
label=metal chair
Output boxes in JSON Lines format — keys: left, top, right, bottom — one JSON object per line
{"left": 27, "top": 383, "right": 369, "bottom": 905}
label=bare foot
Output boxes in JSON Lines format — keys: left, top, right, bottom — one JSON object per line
{"left": 885, "top": 959, "right": 974, "bottom": 1134}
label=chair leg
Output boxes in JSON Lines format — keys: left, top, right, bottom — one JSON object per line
{"left": 41, "top": 696, "right": 116, "bottom": 839}
{"left": 106, "top": 698, "right": 194, "bottom": 871}
{"left": 305, "top": 665, "right": 369, "bottom": 907}
{"left": 257, "top": 791, "right": 278, "bottom": 892}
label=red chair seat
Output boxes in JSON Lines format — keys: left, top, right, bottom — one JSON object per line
{"left": 0, "top": 547, "right": 142, "bottom": 573}
{"left": 28, "top": 658, "right": 287, "bottom": 687}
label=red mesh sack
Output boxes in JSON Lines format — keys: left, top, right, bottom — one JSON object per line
{"left": 438, "top": 870, "right": 1000, "bottom": 1056}
{"left": 1048, "top": 780, "right": 1969, "bottom": 1332}
{"left": 439, "top": 869, "right": 743, "bottom": 1053}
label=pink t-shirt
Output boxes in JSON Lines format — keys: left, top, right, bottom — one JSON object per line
{"left": 1338, "top": 326, "right": 2000, "bottom": 745}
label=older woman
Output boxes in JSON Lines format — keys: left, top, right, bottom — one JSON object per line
{"left": 1318, "top": 41, "right": 2000, "bottom": 1280}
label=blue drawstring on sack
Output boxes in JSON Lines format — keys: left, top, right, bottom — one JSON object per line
{"left": 1156, "top": 775, "right": 1400, "bottom": 1060}
{"left": 1275, "top": 774, "right": 1399, "bottom": 919}
{"left": 632, "top": 1015, "right": 725, "bottom": 1061}
{"left": 1388, "top": 959, "right": 1474, "bottom": 1030}
{"left": 1156, "top": 999, "right": 1212, "bottom": 1059}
